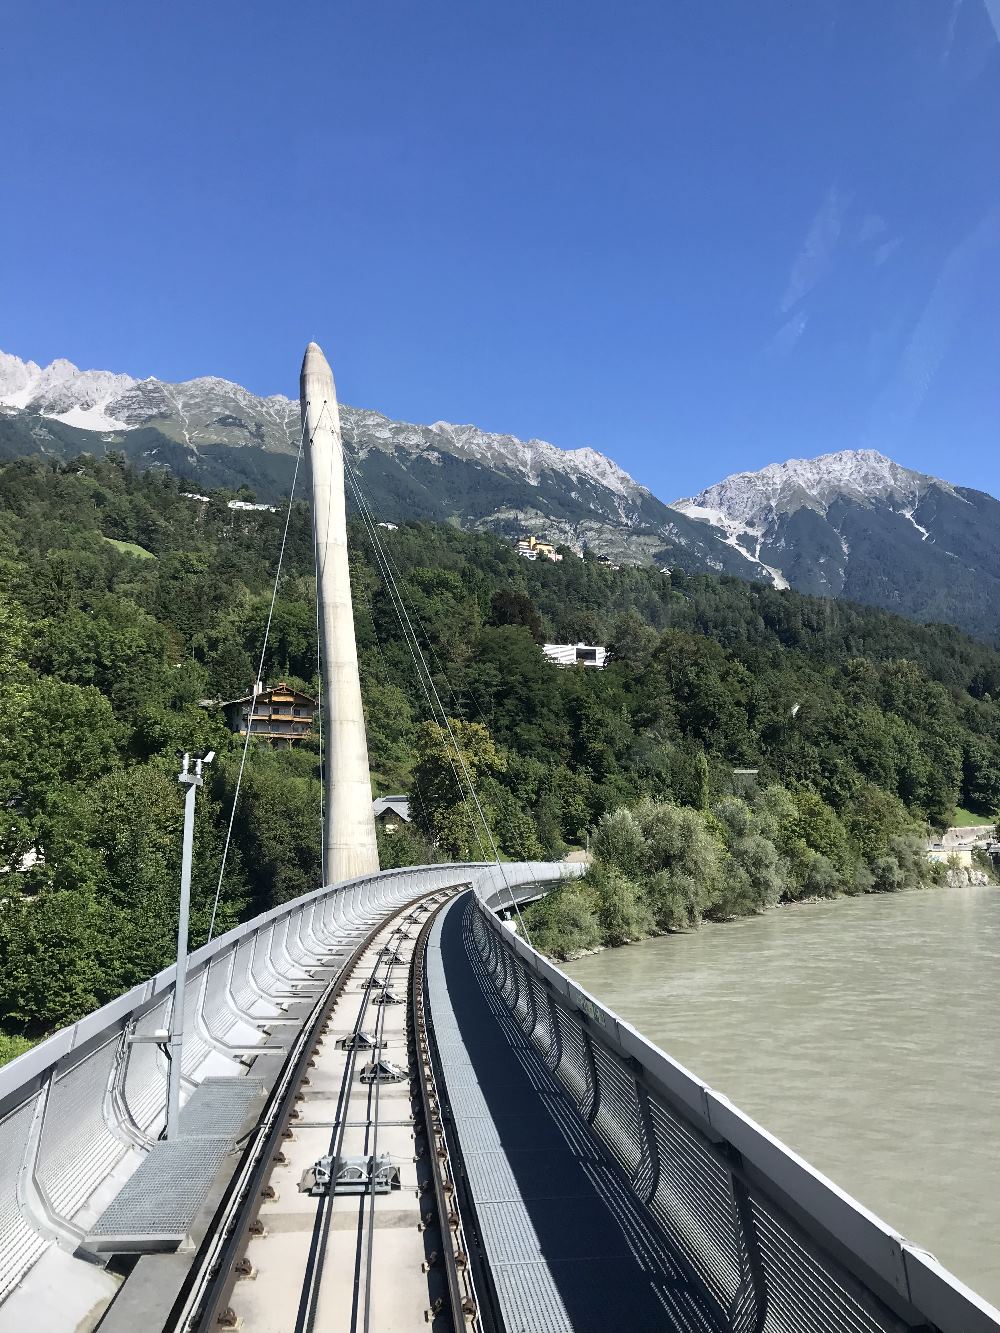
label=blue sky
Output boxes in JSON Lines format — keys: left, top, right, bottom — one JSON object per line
{"left": 1, "top": 1, "right": 998, "bottom": 500}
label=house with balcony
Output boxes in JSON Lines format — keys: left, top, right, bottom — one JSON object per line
{"left": 221, "top": 681, "right": 316, "bottom": 748}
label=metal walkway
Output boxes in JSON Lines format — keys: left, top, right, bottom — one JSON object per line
{"left": 442, "top": 888, "right": 1000, "bottom": 1333}
{"left": 426, "top": 892, "right": 726, "bottom": 1333}
{"left": 83, "top": 1079, "right": 267, "bottom": 1253}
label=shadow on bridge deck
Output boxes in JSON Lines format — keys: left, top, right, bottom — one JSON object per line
{"left": 429, "top": 892, "right": 727, "bottom": 1333}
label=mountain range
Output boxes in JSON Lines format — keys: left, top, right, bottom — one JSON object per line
{"left": 3, "top": 349, "right": 1000, "bottom": 642}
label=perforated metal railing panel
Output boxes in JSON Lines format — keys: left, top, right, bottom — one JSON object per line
{"left": 646, "top": 1096, "right": 743, "bottom": 1304}
{"left": 551, "top": 1003, "right": 591, "bottom": 1108}
{"left": 229, "top": 937, "right": 258, "bottom": 1012}
{"left": 0, "top": 862, "right": 573, "bottom": 1313}
{"left": 749, "top": 1195, "right": 910, "bottom": 1333}
{"left": 124, "top": 997, "right": 171, "bottom": 1136}
{"left": 36, "top": 1037, "right": 127, "bottom": 1221}
{"left": 179, "top": 970, "right": 214, "bottom": 1079}
{"left": 0, "top": 1100, "right": 48, "bottom": 1302}
{"left": 202, "top": 956, "right": 241, "bottom": 1045}
{"left": 467, "top": 894, "right": 1000, "bottom": 1333}
{"left": 589, "top": 1039, "right": 644, "bottom": 1177}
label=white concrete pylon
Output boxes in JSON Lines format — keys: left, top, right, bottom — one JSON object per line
{"left": 300, "top": 341, "right": 380, "bottom": 882}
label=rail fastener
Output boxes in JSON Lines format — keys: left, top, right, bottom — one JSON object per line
{"left": 409, "top": 901, "right": 483, "bottom": 1333}
{"left": 168, "top": 895, "right": 443, "bottom": 1333}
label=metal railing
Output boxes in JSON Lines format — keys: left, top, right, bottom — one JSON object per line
{"left": 0, "top": 860, "right": 576, "bottom": 1314}
{"left": 468, "top": 898, "right": 1000, "bottom": 1333}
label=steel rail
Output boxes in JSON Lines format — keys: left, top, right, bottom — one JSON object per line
{"left": 294, "top": 922, "right": 391, "bottom": 1333}
{"left": 163, "top": 888, "right": 447, "bottom": 1333}
{"left": 410, "top": 895, "right": 483, "bottom": 1333}
{"left": 298, "top": 893, "right": 454, "bottom": 1333}
{"left": 359, "top": 921, "right": 404, "bottom": 1333}
{"left": 298, "top": 913, "right": 410, "bottom": 1333}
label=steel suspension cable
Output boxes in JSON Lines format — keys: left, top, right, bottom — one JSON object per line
{"left": 205, "top": 421, "right": 307, "bottom": 942}
{"left": 340, "top": 452, "right": 491, "bottom": 864}
{"left": 313, "top": 502, "right": 326, "bottom": 886}
{"left": 342, "top": 451, "right": 532, "bottom": 941}
{"left": 354, "top": 578, "right": 436, "bottom": 853}
{"left": 337, "top": 462, "right": 547, "bottom": 915}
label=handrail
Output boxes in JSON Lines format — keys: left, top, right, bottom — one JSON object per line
{"left": 468, "top": 894, "right": 1000, "bottom": 1333}
{"left": 0, "top": 862, "right": 485, "bottom": 1114}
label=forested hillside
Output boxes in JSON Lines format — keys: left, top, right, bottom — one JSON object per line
{"left": 3, "top": 454, "right": 1000, "bottom": 1051}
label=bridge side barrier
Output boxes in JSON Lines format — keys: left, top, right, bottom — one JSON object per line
{"left": 0, "top": 859, "right": 573, "bottom": 1310}
{"left": 468, "top": 896, "right": 1000, "bottom": 1333}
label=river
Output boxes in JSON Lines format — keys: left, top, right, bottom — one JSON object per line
{"left": 565, "top": 884, "right": 1000, "bottom": 1306}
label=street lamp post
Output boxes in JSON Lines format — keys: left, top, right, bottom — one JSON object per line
{"left": 165, "top": 750, "right": 214, "bottom": 1141}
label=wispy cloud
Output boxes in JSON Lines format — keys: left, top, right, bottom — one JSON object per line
{"left": 984, "top": 0, "right": 1000, "bottom": 41}
{"left": 873, "top": 237, "right": 901, "bottom": 267}
{"left": 780, "top": 185, "right": 850, "bottom": 314}
{"left": 944, "top": 0, "right": 964, "bottom": 60}
{"left": 857, "top": 214, "right": 887, "bottom": 245}
{"left": 868, "top": 209, "right": 999, "bottom": 436}
{"left": 767, "top": 311, "right": 809, "bottom": 358}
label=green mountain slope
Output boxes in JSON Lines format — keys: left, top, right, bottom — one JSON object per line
{"left": 3, "top": 455, "right": 1000, "bottom": 1047}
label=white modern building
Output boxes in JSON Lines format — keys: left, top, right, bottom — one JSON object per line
{"left": 515, "top": 535, "right": 562, "bottom": 562}
{"left": 542, "top": 643, "right": 608, "bottom": 669}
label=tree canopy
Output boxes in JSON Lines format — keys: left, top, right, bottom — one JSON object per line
{"left": 1, "top": 454, "right": 998, "bottom": 1048}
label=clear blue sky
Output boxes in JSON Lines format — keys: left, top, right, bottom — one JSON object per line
{"left": 2, "top": 1, "right": 998, "bottom": 500}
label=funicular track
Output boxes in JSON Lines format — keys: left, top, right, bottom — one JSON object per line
{"left": 167, "top": 885, "right": 474, "bottom": 1333}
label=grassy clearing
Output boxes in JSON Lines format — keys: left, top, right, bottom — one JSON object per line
{"left": 950, "top": 807, "right": 995, "bottom": 828}
{"left": 0, "top": 1033, "right": 34, "bottom": 1066}
{"left": 102, "top": 536, "right": 156, "bottom": 560}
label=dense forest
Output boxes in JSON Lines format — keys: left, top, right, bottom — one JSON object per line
{"left": 3, "top": 454, "right": 1000, "bottom": 1054}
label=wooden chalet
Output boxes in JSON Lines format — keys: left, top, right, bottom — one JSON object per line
{"left": 222, "top": 681, "right": 317, "bottom": 748}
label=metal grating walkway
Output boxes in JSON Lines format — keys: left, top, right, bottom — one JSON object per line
{"left": 84, "top": 1078, "right": 266, "bottom": 1253}
{"left": 425, "top": 894, "right": 727, "bottom": 1333}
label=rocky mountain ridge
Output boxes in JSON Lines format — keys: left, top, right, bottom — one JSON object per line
{"left": 0, "top": 351, "right": 638, "bottom": 500}
{"left": 0, "top": 349, "right": 767, "bottom": 577}
{"left": 677, "top": 448, "right": 955, "bottom": 524}
{"left": 4, "top": 348, "right": 1000, "bottom": 641}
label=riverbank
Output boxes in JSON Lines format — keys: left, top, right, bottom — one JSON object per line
{"left": 542, "top": 872, "right": 995, "bottom": 963}
{"left": 524, "top": 797, "right": 955, "bottom": 962}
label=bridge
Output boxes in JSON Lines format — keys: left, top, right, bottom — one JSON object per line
{"left": 1, "top": 345, "right": 998, "bottom": 1333}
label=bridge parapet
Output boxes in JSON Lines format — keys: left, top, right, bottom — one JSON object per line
{"left": 0, "top": 860, "right": 574, "bottom": 1320}
{"left": 468, "top": 894, "right": 1000, "bottom": 1333}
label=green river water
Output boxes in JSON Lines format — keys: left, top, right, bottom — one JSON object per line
{"left": 566, "top": 884, "right": 1000, "bottom": 1305}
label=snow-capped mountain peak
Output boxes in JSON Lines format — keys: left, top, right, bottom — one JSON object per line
{"left": 0, "top": 351, "right": 136, "bottom": 431}
{"left": 668, "top": 446, "right": 989, "bottom": 609}
{"left": 4, "top": 347, "right": 1000, "bottom": 644}
{"left": 674, "top": 449, "right": 953, "bottom": 528}
{"left": 0, "top": 349, "right": 643, "bottom": 501}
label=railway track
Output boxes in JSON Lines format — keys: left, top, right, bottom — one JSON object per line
{"left": 166, "top": 886, "right": 476, "bottom": 1333}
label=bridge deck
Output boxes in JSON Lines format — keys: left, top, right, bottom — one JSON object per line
{"left": 427, "top": 892, "right": 726, "bottom": 1333}
{"left": 233, "top": 903, "right": 439, "bottom": 1333}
